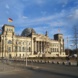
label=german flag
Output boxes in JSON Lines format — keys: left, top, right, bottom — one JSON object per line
{"left": 8, "top": 18, "right": 13, "bottom": 22}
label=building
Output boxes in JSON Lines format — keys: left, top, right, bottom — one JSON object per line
{"left": 0, "top": 24, "right": 66, "bottom": 59}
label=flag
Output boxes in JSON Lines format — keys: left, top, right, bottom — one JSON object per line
{"left": 8, "top": 18, "right": 13, "bottom": 22}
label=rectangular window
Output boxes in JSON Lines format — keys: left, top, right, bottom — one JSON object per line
{"left": 8, "top": 47, "right": 11, "bottom": 52}
{"left": 19, "top": 47, "right": 21, "bottom": 52}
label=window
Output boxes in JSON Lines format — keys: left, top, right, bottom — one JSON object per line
{"left": 23, "top": 54, "right": 24, "bottom": 57}
{"left": 57, "top": 48, "right": 58, "bottom": 52}
{"left": 15, "top": 46, "right": 17, "bottom": 51}
{"left": 19, "top": 47, "right": 21, "bottom": 52}
{"left": 53, "top": 48, "right": 54, "bottom": 52}
{"left": 8, "top": 40, "right": 12, "bottom": 44}
{"left": 29, "top": 47, "right": 31, "bottom": 52}
{"left": 22, "top": 47, "right": 25, "bottom": 52}
{"left": 54, "top": 48, "right": 56, "bottom": 52}
{"left": 19, "top": 54, "right": 21, "bottom": 58}
{"left": 8, "top": 47, "right": 11, "bottom": 52}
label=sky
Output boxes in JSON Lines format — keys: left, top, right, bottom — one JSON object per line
{"left": 0, "top": 0, "right": 78, "bottom": 49}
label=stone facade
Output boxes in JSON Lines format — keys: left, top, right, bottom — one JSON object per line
{"left": 0, "top": 24, "right": 66, "bottom": 59}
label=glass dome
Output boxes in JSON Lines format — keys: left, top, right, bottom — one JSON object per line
{"left": 21, "top": 28, "right": 36, "bottom": 37}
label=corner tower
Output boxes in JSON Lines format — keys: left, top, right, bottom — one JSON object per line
{"left": 2, "top": 24, "right": 15, "bottom": 37}
{"left": 54, "top": 34, "right": 64, "bottom": 53}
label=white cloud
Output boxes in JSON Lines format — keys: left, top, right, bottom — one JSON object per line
{"left": 14, "top": 9, "right": 66, "bottom": 28}
{"left": 0, "top": 0, "right": 78, "bottom": 42}
{"left": 35, "top": 0, "right": 45, "bottom": 4}
{"left": 68, "top": 9, "right": 78, "bottom": 19}
{"left": 48, "top": 21, "right": 65, "bottom": 27}
{"left": 66, "top": 8, "right": 78, "bottom": 26}
{"left": 5, "top": 4, "right": 10, "bottom": 9}
{"left": 22, "top": 16, "right": 28, "bottom": 19}
{"left": 57, "top": 0, "right": 68, "bottom": 5}
{"left": 74, "top": 9, "right": 78, "bottom": 19}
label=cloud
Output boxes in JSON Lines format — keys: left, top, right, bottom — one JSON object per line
{"left": 66, "top": 8, "right": 78, "bottom": 26}
{"left": 57, "top": 0, "right": 68, "bottom": 4}
{"left": 35, "top": 0, "right": 45, "bottom": 5}
{"left": 73, "top": 9, "right": 78, "bottom": 19}
{"left": 22, "top": 16, "right": 28, "bottom": 19}
{"left": 5, "top": 4, "right": 10, "bottom": 9}
{"left": 48, "top": 21, "right": 65, "bottom": 27}
{"left": 0, "top": 0, "right": 78, "bottom": 42}
{"left": 13, "top": 9, "right": 67, "bottom": 30}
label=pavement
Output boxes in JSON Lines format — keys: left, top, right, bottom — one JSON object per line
{"left": 0, "top": 60, "right": 78, "bottom": 78}
{"left": 0, "top": 62, "right": 15, "bottom": 72}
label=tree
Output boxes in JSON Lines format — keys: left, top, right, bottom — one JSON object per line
{"left": 72, "top": 26, "right": 78, "bottom": 66}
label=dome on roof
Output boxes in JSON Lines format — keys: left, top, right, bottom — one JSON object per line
{"left": 21, "top": 28, "right": 36, "bottom": 37}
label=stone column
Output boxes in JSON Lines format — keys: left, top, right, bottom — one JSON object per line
{"left": 3, "top": 36, "right": 5, "bottom": 57}
{"left": 34, "top": 41, "right": 37, "bottom": 52}
{"left": 42, "top": 42, "right": 44, "bottom": 52}
{"left": 39, "top": 41, "right": 41, "bottom": 52}
{"left": 36, "top": 41, "right": 38, "bottom": 52}
{"left": 41, "top": 41, "right": 42, "bottom": 52}
{"left": 39, "top": 42, "right": 41, "bottom": 53}
{"left": 31, "top": 37, "right": 34, "bottom": 55}
{"left": 37, "top": 41, "right": 39, "bottom": 52}
{"left": 38, "top": 41, "right": 40, "bottom": 52}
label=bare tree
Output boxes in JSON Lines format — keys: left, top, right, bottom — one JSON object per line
{"left": 72, "top": 26, "right": 78, "bottom": 66}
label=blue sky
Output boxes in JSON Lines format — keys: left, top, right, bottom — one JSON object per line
{"left": 0, "top": 0, "right": 78, "bottom": 49}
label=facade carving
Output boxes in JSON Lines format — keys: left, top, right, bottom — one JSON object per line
{"left": 0, "top": 24, "right": 66, "bottom": 58}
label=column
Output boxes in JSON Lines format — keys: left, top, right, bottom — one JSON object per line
{"left": 42, "top": 42, "right": 44, "bottom": 53}
{"left": 42, "top": 42, "right": 43, "bottom": 52}
{"left": 37, "top": 41, "right": 39, "bottom": 52}
{"left": 31, "top": 37, "right": 34, "bottom": 55}
{"left": 36, "top": 41, "right": 38, "bottom": 52}
{"left": 41, "top": 41, "right": 42, "bottom": 53}
{"left": 39, "top": 41, "right": 41, "bottom": 52}
{"left": 38, "top": 41, "right": 40, "bottom": 52}
{"left": 39, "top": 41, "right": 41, "bottom": 53}
{"left": 34, "top": 41, "right": 37, "bottom": 52}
